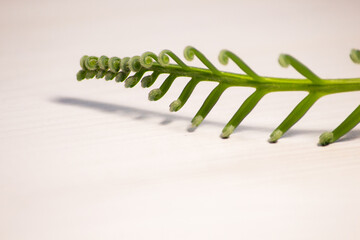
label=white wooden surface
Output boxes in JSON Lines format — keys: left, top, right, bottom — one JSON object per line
{"left": 1, "top": 0, "right": 360, "bottom": 239}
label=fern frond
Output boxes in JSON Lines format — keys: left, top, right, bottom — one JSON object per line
{"left": 77, "top": 46, "right": 360, "bottom": 146}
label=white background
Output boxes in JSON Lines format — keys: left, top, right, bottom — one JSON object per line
{"left": 1, "top": 0, "right": 360, "bottom": 239}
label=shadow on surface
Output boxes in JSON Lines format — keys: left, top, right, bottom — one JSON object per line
{"left": 53, "top": 96, "right": 221, "bottom": 127}
{"left": 52, "top": 97, "right": 359, "bottom": 142}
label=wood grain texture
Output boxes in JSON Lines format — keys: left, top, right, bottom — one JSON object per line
{"left": 1, "top": 0, "right": 360, "bottom": 239}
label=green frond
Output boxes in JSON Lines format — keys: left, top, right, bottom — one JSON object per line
{"left": 76, "top": 46, "right": 360, "bottom": 146}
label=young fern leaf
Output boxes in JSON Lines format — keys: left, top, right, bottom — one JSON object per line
{"left": 77, "top": 46, "right": 360, "bottom": 146}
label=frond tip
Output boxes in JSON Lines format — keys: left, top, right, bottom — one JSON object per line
{"left": 77, "top": 46, "right": 360, "bottom": 146}
{"left": 319, "top": 132, "right": 334, "bottom": 146}
{"left": 148, "top": 89, "right": 162, "bottom": 101}
{"left": 268, "top": 130, "right": 283, "bottom": 143}
{"left": 190, "top": 116, "right": 204, "bottom": 128}
{"left": 221, "top": 125, "right": 235, "bottom": 139}
{"left": 128, "top": 56, "right": 142, "bottom": 72}
{"left": 351, "top": 49, "right": 360, "bottom": 64}
{"left": 169, "top": 100, "right": 182, "bottom": 112}
{"left": 140, "top": 52, "right": 158, "bottom": 68}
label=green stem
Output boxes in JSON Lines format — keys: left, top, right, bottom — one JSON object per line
{"left": 278, "top": 54, "right": 323, "bottom": 84}
{"left": 124, "top": 69, "right": 147, "bottom": 88}
{"left": 141, "top": 71, "right": 161, "bottom": 88}
{"left": 148, "top": 74, "right": 177, "bottom": 101}
{"left": 269, "top": 92, "right": 322, "bottom": 143}
{"left": 184, "top": 46, "right": 221, "bottom": 75}
{"left": 219, "top": 50, "right": 263, "bottom": 82}
{"left": 221, "top": 89, "right": 267, "bottom": 138}
{"left": 170, "top": 78, "right": 201, "bottom": 112}
{"left": 79, "top": 63, "right": 360, "bottom": 93}
{"left": 190, "top": 83, "right": 229, "bottom": 129}
{"left": 147, "top": 64, "right": 360, "bottom": 93}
